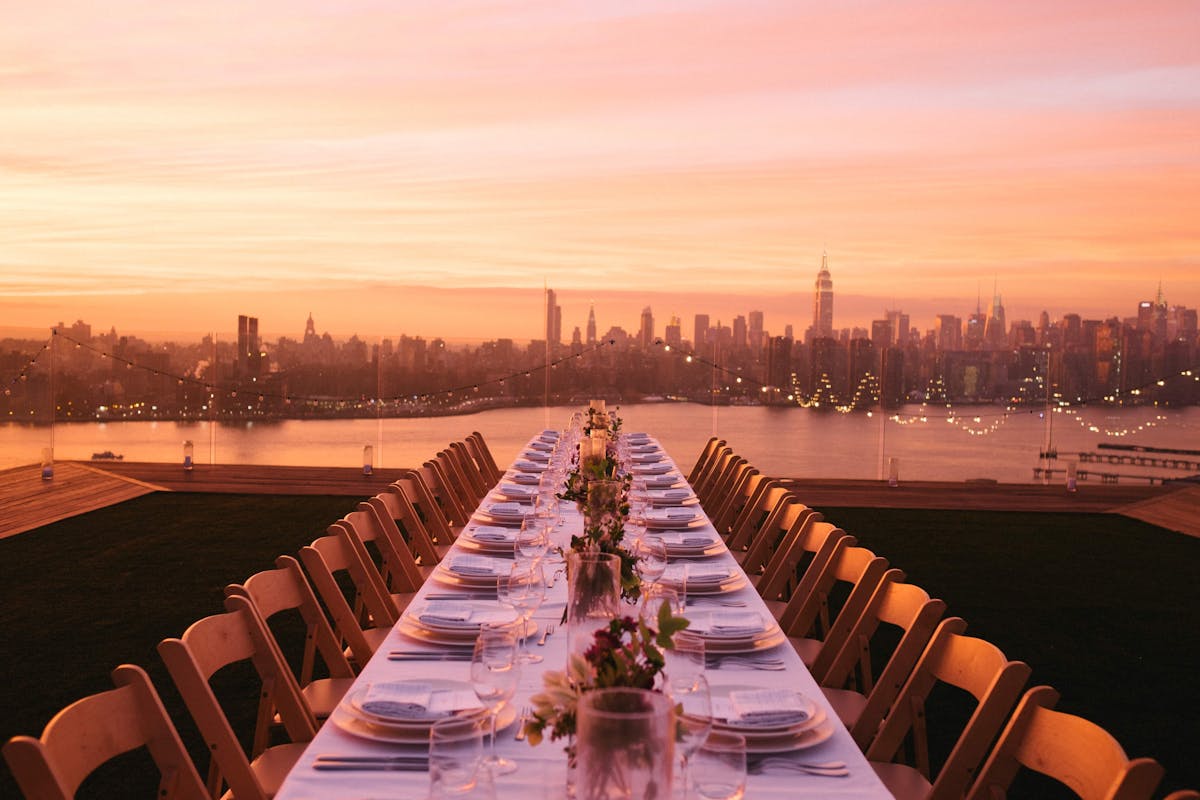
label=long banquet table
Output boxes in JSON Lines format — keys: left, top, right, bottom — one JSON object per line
{"left": 276, "top": 431, "right": 891, "bottom": 799}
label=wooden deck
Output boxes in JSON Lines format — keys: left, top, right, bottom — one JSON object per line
{"left": 776, "top": 477, "right": 1172, "bottom": 514}
{"left": 4, "top": 461, "right": 1193, "bottom": 542}
{"left": 0, "top": 461, "right": 415, "bottom": 540}
{"left": 0, "top": 462, "right": 163, "bottom": 540}
{"left": 1114, "top": 485, "right": 1200, "bottom": 539}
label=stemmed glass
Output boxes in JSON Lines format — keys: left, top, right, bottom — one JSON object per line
{"left": 669, "top": 673, "right": 714, "bottom": 800}
{"left": 515, "top": 519, "right": 550, "bottom": 567}
{"left": 501, "top": 563, "right": 546, "bottom": 664}
{"left": 664, "top": 629, "right": 706, "bottom": 686}
{"left": 470, "top": 626, "right": 520, "bottom": 775}
{"left": 632, "top": 536, "right": 668, "bottom": 587}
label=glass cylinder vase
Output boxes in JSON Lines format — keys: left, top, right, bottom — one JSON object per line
{"left": 576, "top": 688, "right": 674, "bottom": 800}
{"left": 566, "top": 551, "right": 620, "bottom": 657}
{"left": 584, "top": 479, "right": 622, "bottom": 531}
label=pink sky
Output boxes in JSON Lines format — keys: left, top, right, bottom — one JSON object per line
{"left": 2, "top": 0, "right": 1197, "bottom": 343}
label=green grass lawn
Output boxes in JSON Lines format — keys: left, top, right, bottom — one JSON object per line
{"left": 818, "top": 507, "right": 1200, "bottom": 796}
{"left": 1, "top": 496, "right": 1196, "bottom": 797}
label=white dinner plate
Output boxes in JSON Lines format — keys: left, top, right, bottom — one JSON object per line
{"left": 709, "top": 684, "right": 826, "bottom": 735}
{"left": 332, "top": 697, "right": 517, "bottom": 744}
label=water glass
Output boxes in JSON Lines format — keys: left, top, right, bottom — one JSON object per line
{"left": 669, "top": 672, "right": 713, "bottom": 797}
{"left": 637, "top": 584, "right": 683, "bottom": 628}
{"left": 692, "top": 731, "right": 746, "bottom": 800}
{"left": 470, "top": 627, "right": 520, "bottom": 775}
{"left": 429, "top": 716, "right": 486, "bottom": 798}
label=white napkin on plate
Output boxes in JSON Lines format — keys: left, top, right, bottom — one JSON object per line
{"left": 498, "top": 483, "right": 536, "bottom": 497}
{"left": 665, "top": 562, "right": 728, "bottom": 584}
{"left": 728, "top": 689, "right": 813, "bottom": 727}
{"left": 449, "top": 555, "right": 501, "bottom": 576}
{"left": 512, "top": 472, "right": 540, "bottom": 485}
{"left": 515, "top": 461, "right": 546, "bottom": 471}
{"left": 523, "top": 451, "right": 551, "bottom": 462}
{"left": 469, "top": 525, "right": 516, "bottom": 543}
{"left": 487, "top": 502, "right": 527, "bottom": 517}
{"left": 699, "top": 611, "right": 764, "bottom": 637}
{"left": 361, "top": 682, "right": 434, "bottom": 718}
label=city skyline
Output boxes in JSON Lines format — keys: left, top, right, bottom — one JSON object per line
{"left": 3, "top": 2, "right": 1198, "bottom": 340}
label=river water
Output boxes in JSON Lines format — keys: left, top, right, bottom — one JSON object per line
{"left": 3, "top": 404, "right": 1198, "bottom": 484}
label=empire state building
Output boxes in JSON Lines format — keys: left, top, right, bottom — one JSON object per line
{"left": 812, "top": 252, "right": 834, "bottom": 338}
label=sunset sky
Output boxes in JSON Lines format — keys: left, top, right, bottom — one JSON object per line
{"left": 2, "top": 0, "right": 1198, "bottom": 344}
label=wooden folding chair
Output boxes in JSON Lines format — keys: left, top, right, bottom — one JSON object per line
{"left": 395, "top": 470, "right": 460, "bottom": 549}
{"left": 866, "top": 617, "right": 1031, "bottom": 800}
{"left": 742, "top": 499, "right": 817, "bottom": 577}
{"left": 701, "top": 454, "right": 750, "bottom": 516}
{"left": 781, "top": 542, "right": 889, "bottom": 681}
{"left": 707, "top": 464, "right": 762, "bottom": 537}
{"left": 752, "top": 508, "right": 829, "bottom": 601}
{"left": 298, "top": 533, "right": 396, "bottom": 666}
{"left": 412, "top": 462, "right": 471, "bottom": 529}
{"left": 3, "top": 664, "right": 208, "bottom": 800}
{"left": 725, "top": 481, "right": 794, "bottom": 554}
{"left": 819, "top": 569, "right": 947, "bottom": 750}
{"left": 762, "top": 521, "right": 851, "bottom": 621}
{"left": 373, "top": 483, "right": 447, "bottom": 564}
{"left": 224, "top": 555, "right": 357, "bottom": 723}
{"left": 333, "top": 505, "right": 423, "bottom": 614}
{"left": 966, "top": 686, "right": 1163, "bottom": 800}
{"left": 467, "top": 431, "right": 505, "bottom": 485}
{"left": 685, "top": 436, "right": 725, "bottom": 486}
{"left": 690, "top": 445, "right": 733, "bottom": 506}
{"left": 442, "top": 445, "right": 488, "bottom": 505}
{"left": 158, "top": 595, "right": 318, "bottom": 800}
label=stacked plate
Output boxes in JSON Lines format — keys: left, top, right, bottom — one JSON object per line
{"left": 528, "top": 440, "right": 554, "bottom": 452}
{"left": 493, "top": 482, "right": 539, "bottom": 501}
{"left": 513, "top": 459, "right": 548, "bottom": 473}
{"left": 644, "top": 507, "right": 705, "bottom": 530}
{"left": 646, "top": 530, "right": 726, "bottom": 558}
{"left": 629, "top": 452, "right": 664, "bottom": 464}
{"left": 332, "top": 679, "right": 515, "bottom": 744}
{"left": 509, "top": 471, "right": 541, "bottom": 485}
{"left": 659, "top": 562, "right": 746, "bottom": 595}
{"left": 434, "top": 554, "right": 511, "bottom": 588}
{"left": 458, "top": 524, "right": 518, "bottom": 554}
{"left": 521, "top": 450, "right": 551, "bottom": 463}
{"left": 640, "top": 488, "right": 699, "bottom": 507}
{"left": 639, "top": 474, "right": 686, "bottom": 490}
{"left": 631, "top": 462, "right": 673, "bottom": 475}
{"left": 474, "top": 501, "right": 533, "bottom": 525}
{"left": 686, "top": 610, "right": 786, "bottom": 652}
{"left": 708, "top": 686, "right": 834, "bottom": 753}
{"left": 399, "top": 601, "right": 527, "bottom": 646}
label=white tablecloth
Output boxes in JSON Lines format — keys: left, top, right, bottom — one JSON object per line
{"left": 276, "top": 434, "right": 891, "bottom": 799}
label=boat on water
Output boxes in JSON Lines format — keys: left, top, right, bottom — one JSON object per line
{"left": 91, "top": 451, "right": 124, "bottom": 461}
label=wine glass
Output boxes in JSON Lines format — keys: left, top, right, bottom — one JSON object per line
{"left": 429, "top": 716, "right": 486, "bottom": 798}
{"left": 470, "top": 627, "right": 520, "bottom": 774}
{"left": 669, "top": 673, "right": 714, "bottom": 800}
{"left": 692, "top": 731, "right": 746, "bottom": 800}
{"left": 633, "top": 536, "right": 668, "bottom": 587}
{"left": 664, "top": 629, "right": 707, "bottom": 687}
{"left": 503, "top": 563, "right": 546, "bottom": 664}
{"left": 515, "top": 519, "right": 550, "bottom": 567}
{"left": 638, "top": 584, "right": 683, "bottom": 629}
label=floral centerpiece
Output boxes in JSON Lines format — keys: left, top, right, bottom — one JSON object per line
{"left": 524, "top": 601, "right": 689, "bottom": 750}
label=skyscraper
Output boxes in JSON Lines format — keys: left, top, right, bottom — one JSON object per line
{"left": 545, "top": 289, "right": 561, "bottom": 351}
{"left": 586, "top": 303, "right": 597, "bottom": 346}
{"left": 639, "top": 306, "right": 655, "bottom": 349}
{"left": 812, "top": 252, "right": 834, "bottom": 338}
{"left": 237, "top": 314, "right": 261, "bottom": 376}
{"left": 748, "top": 310, "right": 764, "bottom": 353}
{"left": 984, "top": 287, "right": 1007, "bottom": 349}
{"left": 694, "top": 314, "right": 710, "bottom": 352}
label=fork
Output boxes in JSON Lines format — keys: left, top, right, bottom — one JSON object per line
{"left": 687, "top": 598, "right": 748, "bottom": 608}
{"left": 514, "top": 706, "right": 532, "bottom": 741}
{"left": 749, "top": 758, "right": 849, "bottom": 777}
{"left": 707, "top": 654, "right": 787, "bottom": 670}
